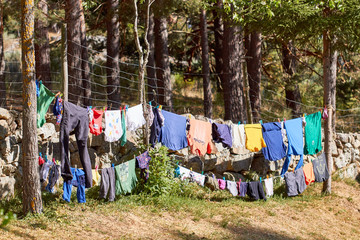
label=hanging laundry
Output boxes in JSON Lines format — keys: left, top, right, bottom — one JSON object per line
{"left": 262, "top": 122, "right": 287, "bottom": 161}
{"left": 226, "top": 180, "right": 238, "bottom": 196}
{"left": 63, "top": 168, "right": 86, "bottom": 203}
{"left": 244, "top": 124, "right": 267, "bottom": 152}
{"left": 89, "top": 109, "right": 104, "bottom": 136}
{"left": 281, "top": 118, "right": 304, "bottom": 176}
{"left": 237, "top": 181, "right": 248, "bottom": 197}
{"left": 190, "top": 171, "right": 205, "bottom": 186}
{"left": 231, "top": 123, "right": 248, "bottom": 154}
{"left": 284, "top": 168, "right": 307, "bottom": 197}
{"left": 136, "top": 151, "right": 151, "bottom": 182}
{"left": 187, "top": 119, "right": 214, "bottom": 156}
{"left": 303, "top": 162, "right": 315, "bottom": 185}
{"left": 150, "top": 108, "right": 163, "bottom": 146}
{"left": 37, "top": 81, "right": 55, "bottom": 128}
{"left": 204, "top": 174, "right": 219, "bottom": 191}
{"left": 247, "top": 181, "right": 266, "bottom": 200}
{"left": 304, "top": 111, "right": 322, "bottom": 155}
{"left": 99, "top": 167, "right": 115, "bottom": 201}
{"left": 36, "top": 79, "right": 40, "bottom": 97}
{"left": 115, "top": 159, "right": 138, "bottom": 195}
{"left": 104, "top": 110, "right": 123, "bottom": 142}
{"left": 264, "top": 178, "right": 274, "bottom": 197}
{"left": 45, "top": 164, "right": 60, "bottom": 193}
{"left": 126, "top": 104, "right": 146, "bottom": 131}
{"left": 159, "top": 110, "right": 188, "bottom": 151}
{"left": 53, "top": 96, "right": 63, "bottom": 125}
{"left": 60, "top": 101, "right": 93, "bottom": 188}
{"left": 38, "top": 154, "right": 45, "bottom": 166}
{"left": 312, "top": 153, "right": 329, "bottom": 182}
{"left": 212, "top": 122, "right": 232, "bottom": 148}
{"left": 177, "top": 166, "right": 191, "bottom": 181}
{"left": 40, "top": 160, "right": 53, "bottom": 182}
{"left": 92, "top": 168, "right": 101, "bottom": 186}
{"left": 147, "top": 104, "right": 154, "bottom": 127}
{"left": 218, "top": 179, "right": 226, "bottom": 190}
{"left": 120, "top": 109, "right": 127, "bottom": 146}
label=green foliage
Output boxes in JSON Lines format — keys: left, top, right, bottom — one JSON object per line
{"left": 0, "top": 209, "right": 16, "bottom": 228}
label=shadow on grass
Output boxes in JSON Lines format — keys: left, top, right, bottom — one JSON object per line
{"left": 1, "top": 227, "right": 37, "bottom": 240}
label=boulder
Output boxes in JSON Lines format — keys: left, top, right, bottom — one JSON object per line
{"left": 37, "top": 123, "right": 56, "bottom": 140}
{"left": 223, "top": 171, "right": 246, "bottom": 182}
{"left": 0, "top": 176, "right": 16, "bottom": 200}
{"left": 337, "top": 163, "right": 359, "bottom": 179}
{"left": 353, "top": 140, "right": 360, "bottom": 149}
{"left": 337, "top": 133, "right": 349, "bottom": 144}
{"left": 250, "top": 155, "right": 270, "bottom": 176}
{"left": 186, "top": 156, "right": 203, "bottom": 172}
{"left": 231, "top": 153, "right": 253, "bottom": 172}
{"left": 0, "top": 108, "right": 12, "bottom": 121}
{"left": 88, "top": 134, "right": 104, "bottom": 147}
{"left": 334, "top": 151, "right": 352, "bottom": 169}
{"left": 203, "top": 155, "right": 217, "bottom": 171}
{"left": 0, "top": 119, "right": 9, "bottom": 139}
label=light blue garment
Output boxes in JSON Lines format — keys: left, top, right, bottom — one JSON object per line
{"left": 281, "top": 118, "right": 304, "bottom": 175}
{"left": 159, "top": 110, "right": 188, "bottom": 150}
{"left": 262, "top": 122, "right": 287, "bottom": 161}
{"left": 62, "top": 168, "right": 86, "bottom": 203}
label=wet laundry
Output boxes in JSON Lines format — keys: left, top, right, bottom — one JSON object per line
{"left": 304, "top": 111, "right": 322, "bottom": 155}
{"left": 187, "top": 119, "right": 214, "bottom": 156}
{"left": 247, "top": 181, "right": 266, "bottom": 200}
{"left": 126, "top": 104, "right": 146, "bottom": 131}
{"left": 190, "top": 171, "right": 205, "bottom": 186}
{"left": 231, "top": 123, "right": 248, "bottom": 154}
{"left": 262, "top": 122, "right": 287, "bottom": 161}
{"left": 89, "top": 109, "right": 104, "bottom": 136}
{"left": 104, "top": 110, "right": 123, "bottom": 142}
{"left": 237, "top": 181, "right": 248, "bottom": 197}
{"left": 150, "top": 108, "right": 163, "bottom": 146}
{"left": 136, "top": 151, "right": 151, "bottom": 181}
{"left": 212, "top": 122, "right": 232, "bottom": 148}
{"left": 226, "top": 180, "right": 238, "bottom": 196}
{"left": 115, "top": 159, "right": 137, "bottom": 195}
{"left": 244, "top": 124, "right": 267, "bottom": 152}
{"left": 218, "top": 179, "right": 226, "bottom": 190}
{"left": 99, "top": 167, "right": 116, "bottom": 201}
{"left": 63, "top": 168, "right": 86, "bottom": 203}
{"left": 37, "top": 81, "right": 55, "bottom": 128}
{"left": 284, "top": 168, "right": 307, "bottom": 197}
{"left": 264, "top": 178, "right": 274, "bottom": 197}
{"left": 120, "top": 109, "right": 127, "bottom": 146}
{"left": 159, "top": 110, "right": 188, "bottom": 151}
{"left": 312, "top": 153, "right": 329, "bottom": 182}
{"left": 303, "top": 162, "right": 315, "bottom": 185}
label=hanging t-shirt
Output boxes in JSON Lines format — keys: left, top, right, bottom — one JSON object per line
{"left": 114, "top": 159, "right": 137, "bottom": 195}
{"left": 104, "top": 110, "right": 123, "bottom": 142}
{"left": 126, "top": 104, "right": 146, "bottom": 131}
{"left": 120, "top": 110, "right": 127, "bottom": 146}
{"left": 226, "top": 180, "right": 238, "bottom": 196}
{"left": 37, "top": 81, "right": 55, "bottom": 128}
{"left": 281, "top": 118, "right": 304, "bottom": 175}
{"left": 244, "top": 124, "right": 267, "bottom": 152}
{"left": 247, "top": 181, "right": 266, "bottom": 200}
{"left": 304, "top": 111, "right": 322, "bottom": 155}
{"left": 303, "top": 162, "right": 315, "bottom": 185}
{"left": 212, "top": 122, "right": 232, "bottom": 148}
{"left": 264, "top": 178, "right": 274, "bottom": 197}
{"left": 262, "top": 122, "right": 287, "bottom": 161}
{"left": 159, "top": 110, "right": 188, "bottom": 151}
{"left": 187, "top": 119, "right": 213, "bottom": 156}
{"left": 231, "top": 123, "right": 248, "bottom": 154}
{"left": 136, "top": 151, "right": 151, "bottom": 181}
{"left": 312, "top": 153, "right": 330, "bottom": 182}
{"left": 89, "top": 109, "right": 104, "bottom": 136}
{"left": 284, "top": 168, "right": 307, "bottom": 197}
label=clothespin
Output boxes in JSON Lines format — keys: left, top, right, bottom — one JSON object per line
{"left": 156, "top": 105, "right": 159, "bottom": 109}
{"left": 201, "top": 171, "right": 204, "bottom": 175}
{"left": 188, "top": 114, "right": 191, "bottom": 119}
{"left": 190, "top": 167, "right": 192, "bottom": 171}
{"left": 112, "top": 163, "right": 114, "bottom": 168}
{"left": 278, "top": 118, "right": 280, "bottom": 123}
{"left": 176, "top": 161, "right": 179, "bottom": 166}
{"left": 259, "top": 120, "right": 263, "bottom": 125}
{"left": 39, "top": 153, "right": 42, "bottom": 157}
{"left": 259, "top": 177, "right": 262, "bottom": 183}
{"left": 302, "top": 113, "right": 305, "bottom": 118}
{"left": 159, "top": 105, "right": 163, "bottom": 111}
{"left": 238, "top": 121, "right": 241, "bottom": 125}
{"left": 266, "top": 174, "right": 269, "bottom": 179}
{"left": 103, "top": 106, "right": 107, "bottom": 112}
{"left": 45, "top": 155, "right": 48, "bottom": 162}
{"left": 244, "top": 121, "right": 246, "bottom": 125}
{"left": 223, "top": 177, "right": 225, "bottom": 180}
{"left": 95, "top": 165, "right": 98, "bottom": 172}
{"left": 284, "top": 118, "right": 286, "bottom": 122}
{"left": 54, "top": 91, "right": 61, "bottom": 98}
{"left": 149, "top": 101, "right": 152, "bottom": 106}
{"left": 126, "top": 105, "right": 129, "bottom": 111}
{"left": 52, "top": 158, "right": 55, "bottom": 164}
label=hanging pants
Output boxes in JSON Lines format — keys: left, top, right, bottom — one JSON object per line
{"left": 60, "top": 101, "right": 92, "bottom": 188}
{"left": 63, "top": 168, "right": 86, "bottom": 203}
{"left": 99, "top": 167, "right": 115, "bottom": 201}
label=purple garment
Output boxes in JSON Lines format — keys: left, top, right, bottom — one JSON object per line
{"left": 212, "top": 123, "right": 232, "bottom": 148}
{"left": 218, "top": 179, "right": 226, "bottom": 190}
{"left": 237, "top": 181, "right": 248, "bottom": 197}
{"left": 136, "top": 151, "right": 151, "bottom": 181}
{"left": 262, "top": 122, "right": 287, "bottom": 161}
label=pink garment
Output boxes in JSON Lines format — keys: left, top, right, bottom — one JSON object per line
{"left": 218, "top": 179, "right": 226, "bottom": 190}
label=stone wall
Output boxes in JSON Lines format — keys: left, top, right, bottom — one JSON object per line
{"left": 0, "top": 109, "right": 359, "bottom": 199}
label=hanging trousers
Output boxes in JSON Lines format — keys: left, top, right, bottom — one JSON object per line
{"left": 60, "top": 101, "right": 92, "bottom": 188}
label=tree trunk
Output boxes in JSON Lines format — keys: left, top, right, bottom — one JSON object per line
{"left": 281, "top": 41, "right": 301, "bottom": 118}
{"left": 34, "top": 0, "right": 51, "bottom": 89}
{"left": 146, "top": 12, "right": 157, "bottom": 102}
{"left": 199, "top": 9, "right": 212, "bottom": 118}
{"left": 322, "top": 30, "right": 337, "bottom": 194}
{"left": 0, "top": 0, "right": 5, "bottom": 107}
{"left": 106, "top": 0, "right": 120, "bottom": 108}
{"left": 21, "top": 0, "right": 42, "bottom": 214}
{"left": 66, "top": 0, "right": 83, "bottom": 105}
{"left": 154, "top": 16, "right": 172, "bottom": 110}
{"left": 245, "top": 31, "right": 262, "bottom": 123}
{"left": 212, "top": 0, "right": 223, "bottom": 91}
{"left": 222, "top": 20, "right": 246, "bottom": 122}
{"left": 80, "top": 1, "right": 91, "bottom": 106}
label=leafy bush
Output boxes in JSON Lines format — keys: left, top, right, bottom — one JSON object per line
{"left": 0, "top": 209, "right": 16, "bottom": 228}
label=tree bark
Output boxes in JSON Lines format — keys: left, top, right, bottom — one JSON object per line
{"left": 212, "top": 0, "right": 223, "bottom": 91}
{"left": 222, "top": 20, "right": 246, "bottom": 122}
{"left": 281, "top": 41, "right": 301, "bottom": 118}
{"left": 200, "top": 9, "right": 212, "bottom": 118}
{"left": 154, "top": 16, "right": 172, "bottom": 110}
{"left": 80, "top": 1, "right": 91, "bottom": 106}
{"left": 66, "top": 0, "right": 83, "bottom": 105}
{"left": 0, "top": 0, "right": 5, "bottom": 107}
{"left": 146, "top": 12, "right": 157, "bottom": 102}
{"left": 21, "top": 0, "right": 42, "bottom": 214}
{"left": 106, "top": 0, "right": 120, "bottom": 108}
{"left": 245, "top": 31, "right": 262, "bottom": 123}
{"left": 322, "top": 30, "right": 337, "bottom": 194}
{"left": 34, "top": 0, "right": 51, "bottom": 89}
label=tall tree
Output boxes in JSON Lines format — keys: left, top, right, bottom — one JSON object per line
{"left": 146, "top": 12, "right": 157, "bottom": 102}
{"left": 212, "top": 0, "right": 223, "bottom": 91}
{"left": 0, "top": 0, "right": 5, "bottom": 107}
{"left": 21, "top": 0, "right": 42, "bottom": 214}
{"left": 34, "top": 0, "right": 51, "bottom": 89}
{"left": 199, "top": 8, "right": 212, "bottom": 118}
{"left": 106, "top": 0, "right": 120, "bottom": 108}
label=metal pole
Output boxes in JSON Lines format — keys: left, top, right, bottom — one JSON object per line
{"left": 61, "top": 24, "right": 68, "bottom": 101}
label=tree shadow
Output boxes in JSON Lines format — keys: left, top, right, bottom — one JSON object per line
{"left": 1, "top": 227, "right": 37, "bottom": 240}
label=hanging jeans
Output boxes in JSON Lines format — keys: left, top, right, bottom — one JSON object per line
{"left": 60, "top": 101, "right": 92, "bottom": 188}
{"left": 99, "top": 167, "right": 115, "bottom": 201}
{"left": 63, "top": 168, "right": 86, "bottom": 203}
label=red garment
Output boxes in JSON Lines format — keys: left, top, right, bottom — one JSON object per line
{"left": 89, "top": 109, "right": 104, "bottom": 136}
{"left": 39, "top": 156, "right": 45, "bottom": 165}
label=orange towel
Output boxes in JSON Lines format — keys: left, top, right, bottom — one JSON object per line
{"left": 187, "top": 119, "right": 214, "bottom": 156}
{"left": 303, "top": 162, "right": 315, "bottom": 185}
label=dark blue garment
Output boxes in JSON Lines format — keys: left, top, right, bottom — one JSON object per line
{"left": 62, "top": 168, "right": 86, "bottom": 203}
{"left": 212, "top": 123, "right": 232, "bottom": 148}
{"left": 281, "top": 118, "right": 304, "bottom": 176}
{"left": 150, "top": 108, "right": 162, "bottom": 146}
{"left": 262, "top": 122, "right": 287, "bottom": 161}
{"left": 53, "top": 96, "right": 61, "bottom": 115}
{"left": 36, "top": 80, "right": 40, "bottom": 97}
{"left": 45, "top": 165, "right": 60, "bottom": 193}
{"left": 159, "top": 110, "right": 188, "bottom": 151}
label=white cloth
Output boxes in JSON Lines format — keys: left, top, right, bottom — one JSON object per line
{"left": 178, "top": 166, "right": 191, "bottom": 181}
{"left": 281, "top": 121, "right": 286, "bottom": 140}
{"left": 226, "top": 180, "right": 239, "bottom": 196}
{"left": 40, "top": 161, "right": 53, "bottom": 182}
{"left": 104, "top": 110, "right": 123, "bottom": 142}
{"left": 191, "top": 171, "right": 205, "bottom": 186}
{"left": 126, "top": 104, "right": 146, "bottom": 131}
{"left": 231, "top": 123, "right": 248, "bottom": 154}
{"left": 264, "top": 177, "right": 274, "bottom": 197}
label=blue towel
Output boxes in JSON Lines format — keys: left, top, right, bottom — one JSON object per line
{"left": 159, "top": 110, "right": 188, "bottom": 151}
{"left": 262, "top": 122, "right": 287, "bottom": 161}
{"left": 281, "top": 118, "right": 304, "bottom": 175}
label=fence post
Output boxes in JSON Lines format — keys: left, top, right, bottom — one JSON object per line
{"left": 61, "top": 23, "right": 68, "bottom": 101}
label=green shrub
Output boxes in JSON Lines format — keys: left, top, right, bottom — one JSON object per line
{"left": 0, "top": 209, "right": 16, "bottom": 228}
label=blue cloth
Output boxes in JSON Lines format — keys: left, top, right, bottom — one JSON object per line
{"left": 159, "top": 110, "right": 188, "bottom": 150}
{"left": 212, "top": 123, "right": 232, "bottom": 148}
{"left": 36, "top": 80, "right": 40, "bottom": 97}
{"left": 262, "top": 122, "right": 287, "bottom": 161}
{"left": 150, "top": 108, "right": 162, "bottom": 146}
{"left": 281, "top": 118, "right": 304, "bottom": 176}
{"left": 53, "top": 96, "right": 61, "bottom": 115}
{"left": 62, "top": 168, "right": 86, "bottom": 203}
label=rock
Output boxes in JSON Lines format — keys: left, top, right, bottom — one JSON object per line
{"left": 0, "top": 108, "right": 12, "bottom": 121}
{"left": 37, "top": 123, "right": 56, "bottom": 140}
{"left": 2, "top": 165, "right": 17, "bottom": 175}
{"left": 250, "top": 155, "right": 270, "bottom": 176}
{"left": 0, "top": 119, "right": 9, "bottom": 139}
{"left": 187, "top": 156, "right": 202, "bottom": 172}
{"left": 337, "top": 133, "right": 349, "bottom": 144}
{"left": 344, "top": 143, "right": 352, "bottom": 150}
{"left": 334, "top": 151, "right": 352, "bottom": 169}
{"left": 331, "top": 140, "right": 339, "bottom": 157}
{"left": 231, "top": 153, "right": 253, "bottom": 172}
{"left": 0, "top": 176, "right": 16, "bottom": 200}
{"left": 214, "top": 157, "right": 232, "bottom": 174}
{"left": 223, "top": 172, "right": 245, "bottom": 181}
{"left": 88, "top": 134, "right": 104, "bottom": 147}
{"left": 353, "top": 140, "right": 360, "bottom": 149}
{"left": 337, "top": 163, "right": 359, "bottom": 179}
{"left": 335, "top": 140, "right": 343, "bottom": 149}
{"left": 203, "top": 155, "right": 217, "bottom": 171}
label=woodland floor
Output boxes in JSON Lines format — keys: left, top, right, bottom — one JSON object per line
{"left": 1, "top": 179, "right": 360, "bottom": 240}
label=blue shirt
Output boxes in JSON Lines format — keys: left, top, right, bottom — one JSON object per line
{"left": 262, "top": 122, "right": 287, "bottom": 161}
{"left": 159, "top": 110, "right": 188, "bottom": 151}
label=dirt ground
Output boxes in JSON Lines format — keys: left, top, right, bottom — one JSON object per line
{"left": 1, "top": 181, "right": 359, "bottom": 240}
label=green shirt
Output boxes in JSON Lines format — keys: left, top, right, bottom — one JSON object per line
{"left": 304, "top": 111, "right": 322, "bottom": 155}
{"left": 115, "top": 159, "right": 137, "bottom": 195}
{"left": 120, "top": 110, "right": 127, "bottom": 146}
{"left": 37, "top": 82, "right": 55, "bottom": 128}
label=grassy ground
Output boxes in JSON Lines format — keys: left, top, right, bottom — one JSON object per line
{"left": 1, "top": 179, "right": 359, "bottom": 240}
